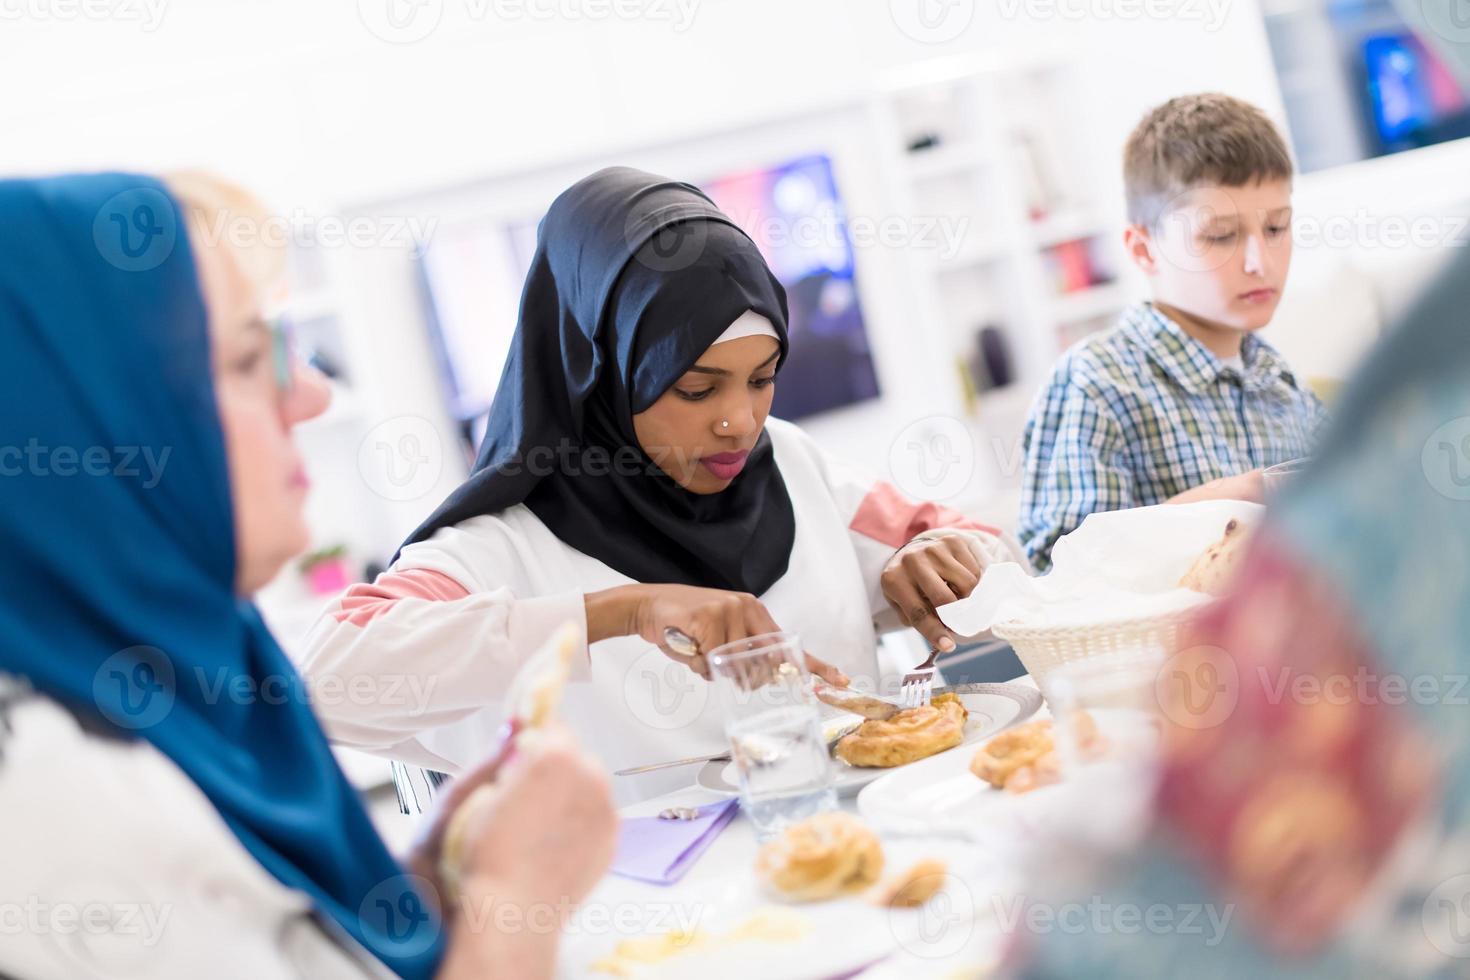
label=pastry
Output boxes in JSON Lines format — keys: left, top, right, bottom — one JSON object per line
{"left": 754, "top": 812, "right": 885, "bottom": 902}
{"left": 869, "top": 858, "right": 949, "bottom": 908}
{"left": 1179, "top": 517, "right": 1252, "bottom": 596}
{"left": 971, "top": 712, "right": 1106, "bottom": 794}
{"left": 969, "top": 718, "right": 1055, "bottom": 789}
{"left": 834, "top": 692, "right": 968, "bottom": 768}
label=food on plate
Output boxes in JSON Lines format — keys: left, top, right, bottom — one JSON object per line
{"left": 970, "top": 712, "right": 1106, "bottom": 794}
{"left": 869, "top": 858, "right": 949, "bottom": 908}
{"left": 754, "top": 812, "right": 884, "bottom": 902}
{"left": 590, "top": 908, "right": 810, "bottom": 976}
{"left": 834, "top": 692, "right": 968, "bottom": 768}
{"left": 1178, "top": 517, "right": 1253, "bottom": 596}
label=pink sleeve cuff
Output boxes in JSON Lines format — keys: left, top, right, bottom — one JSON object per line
{"left": 848, "top": 480, "right": 1002, "bottom": 549}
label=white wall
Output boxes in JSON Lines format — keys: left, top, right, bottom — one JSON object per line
{"left": 8, "top": 0, "right": 1466, "bottom": 577}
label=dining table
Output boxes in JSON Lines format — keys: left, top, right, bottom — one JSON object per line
{"left": 558, "top": 677, "right": 1055, "bottom": 979}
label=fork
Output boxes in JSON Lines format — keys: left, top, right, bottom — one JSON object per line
{"left": 898, "top": 647, "right": 941, "bottom": 708}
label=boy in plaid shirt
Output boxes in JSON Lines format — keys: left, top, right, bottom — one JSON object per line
{"left": 1019, "top": 94, "right": 1327, "bottom": 571}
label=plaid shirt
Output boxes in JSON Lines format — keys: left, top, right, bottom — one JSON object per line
{"left": 1018, "top": 302, "right": 1328, "bottom": 571}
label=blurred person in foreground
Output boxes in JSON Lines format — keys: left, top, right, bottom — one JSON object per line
{"left": 0, "top": 173, "right": 615, "bottom": 980}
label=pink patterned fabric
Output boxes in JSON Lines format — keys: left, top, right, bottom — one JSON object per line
{"left": 848, "top": 480, "right": 1001, "bottom": 549}
{"left": 332, "top": 568, "right": 471, "bottom": 627}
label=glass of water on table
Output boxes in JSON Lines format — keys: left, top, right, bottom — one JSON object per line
{"left": 707, "top": 631, "right": 836, "bottom": 839}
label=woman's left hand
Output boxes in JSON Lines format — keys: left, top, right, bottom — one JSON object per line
{"left": 880, "top": 534, "right": 983, "bottom": 653}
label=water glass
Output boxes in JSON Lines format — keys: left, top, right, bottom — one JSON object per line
{"left": 708, "top": 631, "right": 836, "bottom": 839}
{"left": 1043, "top": 652, "right": 1166, "bottom": 850}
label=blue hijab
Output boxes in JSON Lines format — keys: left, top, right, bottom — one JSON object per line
{"left": 0, "top": 175, "right": 444, "bottom": 978}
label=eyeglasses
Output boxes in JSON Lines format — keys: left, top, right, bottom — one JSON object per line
{"left": 266, "top": 313, "right": 298, "bottom": 398}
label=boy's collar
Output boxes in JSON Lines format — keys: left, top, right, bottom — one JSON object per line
{"left": 1123, "top": 303, "right": 1294, "bottom": 394}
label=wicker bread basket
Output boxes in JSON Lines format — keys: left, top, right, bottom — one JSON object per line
{"left": 991, "top": 608, "right": 1195, "bottom": 692}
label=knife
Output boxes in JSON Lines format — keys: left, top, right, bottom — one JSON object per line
{"left": 613, "top": 717, "right": 864, "bottom": 777}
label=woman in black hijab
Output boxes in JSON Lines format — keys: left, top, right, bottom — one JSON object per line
{"left": 302, "top": 168, "right": 1024, "bottom": 803}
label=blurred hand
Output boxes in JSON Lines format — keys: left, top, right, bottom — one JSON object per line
{"left": 454, "top": 729, "right": 617, "bottom": 906}
{"left": 585, "top": 583, "right": 848, "bottom": 686}
{"left": 1168, "top": 469, "right": 1265, "bottom": 506}
{"left": 880, "top": 535, "right": 982, "bottom": 653}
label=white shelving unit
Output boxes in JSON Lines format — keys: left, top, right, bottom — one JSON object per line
{"left": 870, "top": 50, "right": 1132, "bottom": 474}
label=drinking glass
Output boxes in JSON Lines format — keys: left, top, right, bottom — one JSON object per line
{"left": 708, "top": 631, "right": 836, "bottom": 839}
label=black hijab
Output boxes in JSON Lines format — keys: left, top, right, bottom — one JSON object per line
{"left": 402, "top": 167, "right": 797, "bottom": 594}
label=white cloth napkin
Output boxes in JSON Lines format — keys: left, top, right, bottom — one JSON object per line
{"left": 938, "top": 501, "right": 1265, "bottom": 636}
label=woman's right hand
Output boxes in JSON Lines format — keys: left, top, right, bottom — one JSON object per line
{"left": 584, "top": 584, "right": 848, "bottom": 686}
{"left": 438, "top": 727, "right": 618, "bottom": 980}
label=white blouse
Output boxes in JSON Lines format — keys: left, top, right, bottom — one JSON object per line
{"left": 0, "top": 684, "right": 388, "bottom": 980}
{"left": 300, "top": 418, "right": 1022, "bottom": 803}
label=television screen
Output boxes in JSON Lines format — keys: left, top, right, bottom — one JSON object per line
{"left": 1363, "top": 32, "right": 1470, "bottom": 152}
{"left": 417, "top": 153, "right": 881, "bottom": 445}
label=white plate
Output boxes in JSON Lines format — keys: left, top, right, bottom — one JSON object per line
{"left": 696, "top": 683, "right": 1043, "bottom": 798}
{"left": 857, "top": 708, "right": 1159, "bottom": 838}
{"left": 558, "top": 838, "right": 999, "bottom": 980}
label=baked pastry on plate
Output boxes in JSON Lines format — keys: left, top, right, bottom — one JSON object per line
{"left": 754, "top": 812, "right": 884, "bottom": 902}
{"left": 834, "top": 692, "right": 968, "bottom": 768}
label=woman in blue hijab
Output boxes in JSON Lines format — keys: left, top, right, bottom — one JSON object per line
{"left": 0, "top": 173, "right": 615, "bottom": 980}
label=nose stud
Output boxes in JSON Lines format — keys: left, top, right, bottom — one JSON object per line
{"left": 721, "top": 420, "right": 729, "bottom": 429}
